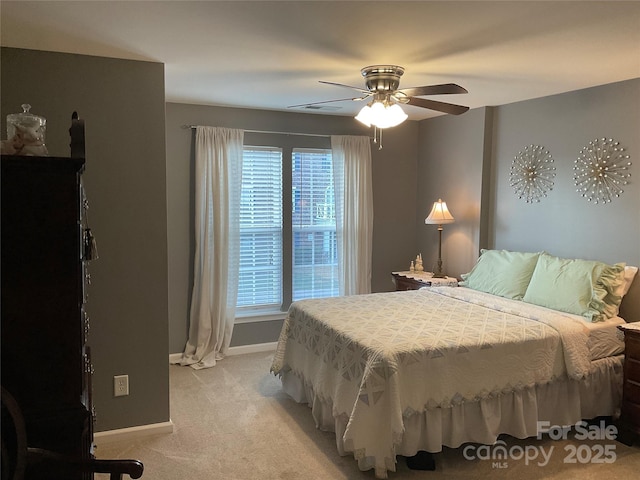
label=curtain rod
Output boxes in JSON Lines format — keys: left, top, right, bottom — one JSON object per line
{"left": 183, "top": 125, "right": 330, "bottom": 138}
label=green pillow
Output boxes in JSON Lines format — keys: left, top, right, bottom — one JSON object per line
{"left": 522, "top": 253, "right": 626, "bottom": 321}
{"left": 460, "top": 249, "right": 541, "bottom": 300}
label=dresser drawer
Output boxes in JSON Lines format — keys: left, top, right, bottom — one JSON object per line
{"left": 625, "top": 357, "right": 640, "bottom": 383}
{"left": 626, "top": 334, "right": 640, "bottom": 359}
{"left": 619, "top": 327, "right": 640, "bottom": 443}
{"left": 624, "top": 378, "right": 640, "bottom": 404}
{"left": 622, "top": 399, "right": 640, "bottom": 425}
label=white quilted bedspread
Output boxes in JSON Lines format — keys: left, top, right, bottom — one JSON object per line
{"left": 271, "top": 287, "right": 593, "bottom": 477}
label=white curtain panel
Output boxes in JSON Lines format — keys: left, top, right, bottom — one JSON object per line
{"left": 178, "top": 126, "right": 244, "bottom": 369}
{"left": 331, "top": 135, "right": 374, "bottom": 296}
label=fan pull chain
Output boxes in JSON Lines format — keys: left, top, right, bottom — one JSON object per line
{"left": 372, "top": 126, "right": 384, "bottom": 150}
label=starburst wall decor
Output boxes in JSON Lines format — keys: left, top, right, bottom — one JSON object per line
{"left": 574, "top": 137, "right": 632, "bottom": 204}
{"left": 509, "top": 144, "right": 556, "bottom": 203}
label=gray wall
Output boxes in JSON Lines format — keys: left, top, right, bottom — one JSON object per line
{"left": 492, "top": 79, "right": 639, "bottom": 266}
{"left": 165, "top": 103, "right": 419, "bottom": 353}
{"left": 416, "top": 107, "right": 494, "bottom": 279}
{"left": 417, "top": 79, "right": 640, "bottom": 276}
{"left": 1, "top": 48, "right": 170, "bottom": 432}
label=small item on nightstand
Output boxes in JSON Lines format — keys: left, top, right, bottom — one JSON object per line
{"left": 410, "top": 261, "right": 415, "bottom": 272}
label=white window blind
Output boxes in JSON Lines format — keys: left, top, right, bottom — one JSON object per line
{"left": 292, "top": 149, "right": 339, "bottom": 301}
{"left": 237, "top": 147, "right": 283, "bottom": 309}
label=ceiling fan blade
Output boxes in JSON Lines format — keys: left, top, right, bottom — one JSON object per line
{"left": 287, "top": 96, "right": 368, "bottom": 108}
{"left": 398, "top": 83, "right": 468, "bottom": 97}
{"left": 407, "top": 97, "right": 469, "bottom": 115}
{"left": 319, "top": 80, "right": 371, "bottom": 95}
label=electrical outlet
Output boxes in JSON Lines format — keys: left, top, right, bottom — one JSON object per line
{"left": 114, "top": 374, "right": 129, "bottom": 397}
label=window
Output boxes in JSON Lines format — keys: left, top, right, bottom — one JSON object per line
{"left": 237, "top": 146, "right": 338, "bottom": 314}
{"left": 291, "top": 149, "right": 338, "bottom": 301}
{"left": 237, "top": 147, "right": 283, "bottom": 310}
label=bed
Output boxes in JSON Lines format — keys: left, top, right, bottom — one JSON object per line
{"left": 271, "top": 250, "right": 639, "bottom": 478}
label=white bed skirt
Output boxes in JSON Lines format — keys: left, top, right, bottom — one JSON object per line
{"left": 281, "top": 354, "right": 623, "bottom": 477}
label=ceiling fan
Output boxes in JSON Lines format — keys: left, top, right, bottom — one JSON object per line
{"left": 290, "top": 65, "right": 469, "bottom": 118}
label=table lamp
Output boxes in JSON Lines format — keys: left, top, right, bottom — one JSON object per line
{"left": 424, "top": 199, "right": 455, "bottom": 278}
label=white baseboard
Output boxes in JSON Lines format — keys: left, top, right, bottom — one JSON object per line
{"left": 93, "top": 420, "right": 174, "bottom": 446}
{"left": 169, "top": 342, "right": 277, "bottom": 364}
{"left": 168, "top": 352, "right": 183, "bottom": 364}
{"left": 227, "top": 341, "right": 277, "bottom": 356}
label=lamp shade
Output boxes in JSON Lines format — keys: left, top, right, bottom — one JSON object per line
{"left": 425, "top": 199, "right": 455, "bottom": 225}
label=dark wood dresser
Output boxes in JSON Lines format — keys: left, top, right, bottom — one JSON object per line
{"left": 1, "top": 154, "right": 92, "bottom": 478}
{"left": 1, "top": 113, "right": 143, "bottom": 479}
{"left": 618, "top": 324, "right": 640, "bottom": 446}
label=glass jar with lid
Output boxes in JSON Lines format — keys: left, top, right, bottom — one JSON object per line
{"left": 5, "top": 103, "right": 49, "bottom": 156}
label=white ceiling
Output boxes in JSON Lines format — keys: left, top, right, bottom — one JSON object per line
{"left": 1, "top": 1, "right": 639, "bottom": 120}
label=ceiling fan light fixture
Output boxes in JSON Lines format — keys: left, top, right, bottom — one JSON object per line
{"left": 355, "top": 100, "right": 407, "bottom": 129}
{"left": 294, "top": 64, "right": 468, "bottom": 120}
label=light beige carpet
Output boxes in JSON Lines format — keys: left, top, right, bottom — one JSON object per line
{"left": 95, "top": 351, "right": 640, "bottom": 479}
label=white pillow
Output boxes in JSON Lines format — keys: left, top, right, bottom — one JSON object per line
{"left": 619, "top": 266, "right": 638, "bottom": 297}
{"left": 612, "top": 266, "right": 637, "bottom": 318}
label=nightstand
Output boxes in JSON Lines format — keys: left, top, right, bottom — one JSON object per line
{"left": 391, "top": 271, "right": 458, "bottom": 291}
{"left": 617, "top": 324, "right": 640, "bottom": 446}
